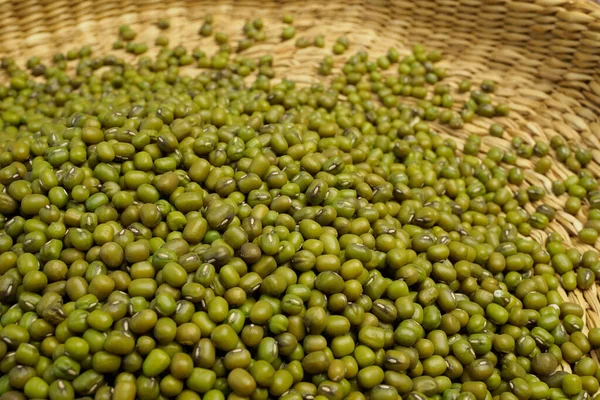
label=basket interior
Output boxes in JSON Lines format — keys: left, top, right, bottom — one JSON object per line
{"left": 2, "top": 0, "right": 600, "bottom": 368}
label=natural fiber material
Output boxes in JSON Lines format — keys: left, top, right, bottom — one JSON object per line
{"left": 1, "top": 0, "right": 600, "bottom": 368}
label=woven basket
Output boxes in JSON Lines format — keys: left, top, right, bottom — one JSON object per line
{"left": 2, "top": 0, "right": 600, "bottom": 369}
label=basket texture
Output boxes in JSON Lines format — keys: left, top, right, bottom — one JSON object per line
{"left": 2, "top": 0, "right": 600, "bottom": 368}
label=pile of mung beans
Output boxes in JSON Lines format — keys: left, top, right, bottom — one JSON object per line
{"left": 0, "top": 14, "right": 600, "bottom": 400}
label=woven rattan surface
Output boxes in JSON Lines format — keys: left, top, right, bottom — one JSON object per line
{"left": 1, "top": 0, "right": 600, "bottom": 368}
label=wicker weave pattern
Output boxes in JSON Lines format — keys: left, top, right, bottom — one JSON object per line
{"left": 1, "top": 0, "right": 600, "bottom": 368}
